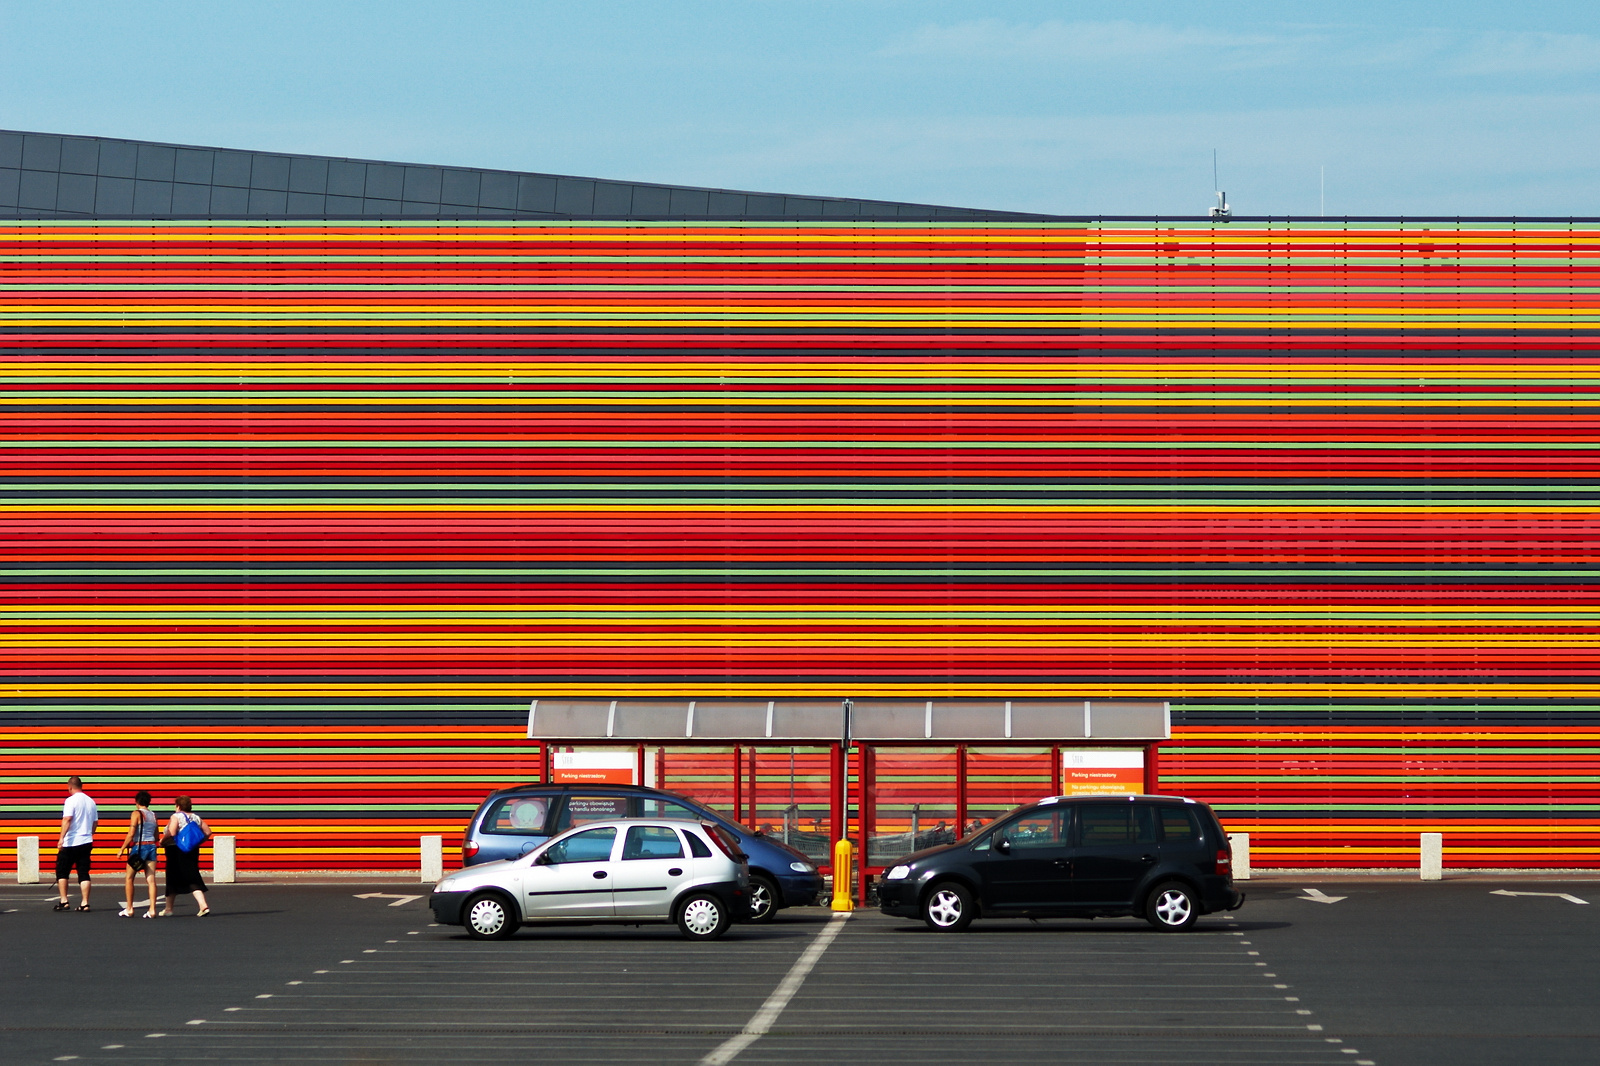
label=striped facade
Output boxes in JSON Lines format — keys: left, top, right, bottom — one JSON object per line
{"left": 4, "top": 219, "right": 1599, "bottom": 871}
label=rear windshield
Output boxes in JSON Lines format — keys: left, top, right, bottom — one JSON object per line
{"left": 480, "top": 795, "right": 555, "bottom": 836}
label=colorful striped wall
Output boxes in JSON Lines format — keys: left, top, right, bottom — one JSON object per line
{"left": 3, "top": 219, "right": 1599, "bottom": 870}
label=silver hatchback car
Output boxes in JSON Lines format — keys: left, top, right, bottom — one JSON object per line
{"left": 429, "top": 818, "right": 751, "bottom": 940}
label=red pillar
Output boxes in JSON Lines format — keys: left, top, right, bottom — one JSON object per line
{"left": 747, "top": 746, "right": 758, "bottom": 825}
{"left": 1144, "top": 743, "right": 1161, "bottom": 795}
{"left": 1051, "top": 744, "right": 1063, "bottom": 796}
{"left": 635, "top": 743, "right": 646, "bottom": 788}
{"left": 541, "top": 743, "right": 551, "bottom": 785}
{"left": 856, "top": 744, "right": 874, "bottom": 903}
{"left": 656, "top": 747, "right": 666, "bottom": 791}
{"left": 733, "top": 746, "right": 743, "bottom": 823}
{"left": 955, "top": 744, "right": 968, "bottom": 836}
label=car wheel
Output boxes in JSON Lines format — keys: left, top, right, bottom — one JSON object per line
{"left": 464, "top": 891, "right": 519, "bottom": 940}
{"left": 922, "top": 882, "right": 974, "bottom": 931}
{"left": 1145, "top": 881, "right": 1198, "bottom": 931}
{"left": 747, "top": 875, "right": 779, "bottom": 923}
{"left": 677, "top": 893, "right": 731, "bottom": 940}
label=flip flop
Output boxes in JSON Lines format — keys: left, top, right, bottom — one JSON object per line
{"left": 142, "top": 912, "right": 158, "bottom": 918}
{"left": 117, "top": 908, "right": 133, "bottom": 917}
{"left": 196, "top": 908, "right": 211, "bottom": 917}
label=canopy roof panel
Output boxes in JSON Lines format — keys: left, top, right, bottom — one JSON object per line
{"left": 527, "top": 698, "right": 1169, "bottom": 743}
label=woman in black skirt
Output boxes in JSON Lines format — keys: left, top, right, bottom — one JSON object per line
{"left": 161, "top": 795, "right": 213, "bottom": 917}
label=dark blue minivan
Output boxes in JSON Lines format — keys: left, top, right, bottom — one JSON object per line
{"left": 460, "top": 783, "right": 822, "bottom": 921}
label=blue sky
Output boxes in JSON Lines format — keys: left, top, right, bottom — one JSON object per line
{"left": 2, "top": 0, "right": 1597, "bottom": 216}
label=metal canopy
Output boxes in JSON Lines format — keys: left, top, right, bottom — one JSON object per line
{"left": 527, "top": 698, "right": 1168, "bottom": 743}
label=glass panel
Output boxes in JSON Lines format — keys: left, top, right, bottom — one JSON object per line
{"left": 1158, "top": 806, "right": 1200, "bottom": 842}
{"left": 546, "top": 826, "right": 616, "bottom": 864}
{"left": 1000, "top": 809, "right": 1063, "bottom": 849}
{"left": 1079, "top": 805, "right": 1134, "bottom": 845}
{"left": 623, "top": 825, "right": 684, "bottom": 860}
{"left": 867, "top": 747, "right": 957, "bottom": 866}
{"left": 482, "top": 795, "right": 552, "bottom": 835}
{"left": 966, "top": 747, "right": 1053, "bottom": 834}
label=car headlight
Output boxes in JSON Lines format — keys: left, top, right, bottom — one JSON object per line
{"left": 435, "top": 878, "right": 459, "bottom": 892}
{"left": 885, "top": 865, "right": 911, "bottom": 881}
{"left": 789, "top": 861, "right": 814, "bottom": 873}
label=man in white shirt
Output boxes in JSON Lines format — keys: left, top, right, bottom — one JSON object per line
{"left": 55, "top": 776, "right": 98, "bottom": 911}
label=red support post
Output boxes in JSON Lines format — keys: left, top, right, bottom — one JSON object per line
{"left": 746, "top": 746, "right": 757, "bottom": 825}
{"left": 856, "top": 744, "right": 874, "bottom": 904}
{"left": 541, "top": 743, "right": 551, "bottom": 785}
{"left": 955, "top": 743, "right": 968, "bottom": 836}
{"left": 635, "top": 743, "right": 646, "bottom": 788}
{"left": 1144, "top": 743, "right": 1160, "bottom": 795}
{"left": 733, "top": 746, "right": 743, "bottom": 823}
{"left": 1051, "top": 744, "right": 1062, "bottom": 796}
{"left": 656, "top": 747, "right": 666, "bottom": 791}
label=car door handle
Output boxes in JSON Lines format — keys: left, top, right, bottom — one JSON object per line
{"left": 668, "top": 868, "right": 683, "bottom": 877}
{"left": 1053, "top": 859, "right": 1072, "bottom": 870}
{"left": 1140, "top": 855, "right": 1156, "bottom": 863}
{"left": 593, "top": 870, "right": 608, "bottom": 879}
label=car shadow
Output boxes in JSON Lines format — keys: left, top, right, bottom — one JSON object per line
{"left": 884, "top": 919, "right": 1294, "bottom": 934}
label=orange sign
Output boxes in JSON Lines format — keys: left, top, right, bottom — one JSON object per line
{"left": 1061, "top": 748, "right": 1145, "bottom": 796}
{"left": 552, "top": 750, "right": 637, "bottom": 785}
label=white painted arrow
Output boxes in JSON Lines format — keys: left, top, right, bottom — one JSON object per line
{"left": 1490, "top": 889, "right": 1588, "bottom": 905}
{"left": 1298, "top": 887, "right": 1346, "bottom": 904}
{"left": 354, "top": 892, "right": 424, "bottom": 907}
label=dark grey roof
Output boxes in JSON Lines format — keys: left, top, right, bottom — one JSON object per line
{"left": 0, "top": 129, "right": 1053, "bottom": 222}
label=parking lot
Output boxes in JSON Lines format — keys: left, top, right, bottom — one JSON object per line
{"left": 5, "top": 876, "right": 1598, "bottom": 1065}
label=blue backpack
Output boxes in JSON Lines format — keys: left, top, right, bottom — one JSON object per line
{"left": 173, "top": 814, "right": 207, "bottom": 853}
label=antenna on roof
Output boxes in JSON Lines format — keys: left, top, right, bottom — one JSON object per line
{"left": 1209, "top": 149, "right": 1231, "bottom": 221}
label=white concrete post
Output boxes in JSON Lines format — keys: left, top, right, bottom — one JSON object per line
{"left": 421, "top": 835, "right": 443, "bottom": 883}
{"left": 211, "top": 835, "right": 237, "bottom": 883}
{"left": 17, "top": 836, "right": 40, "bottom": 884}
{"left": 1420, "top": 832, "right": 1443, "bottom": 880}
{"left": 1229, "top": 832, "right": 1251, "bottom": 880}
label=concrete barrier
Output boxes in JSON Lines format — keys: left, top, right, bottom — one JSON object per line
{"left": 17, "top": 836, "right": 40, "bottom": 884}
{"left": 211, "top": 835, "right": 236, "bottom": 883}
{"left": 1420, "top": 832, "right": 1443, "bottom": 880}
{"left": 420, "top": 835, "right": 443, "bottom": 883}
{"left": 1228, "top": 832, "right": 1251, "bottom": 880}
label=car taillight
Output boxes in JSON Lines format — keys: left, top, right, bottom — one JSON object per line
{"left": 462, "top": 841, "right": 480, "bottom": 861}
{"left": 1215, "top": 848, "right": 1232, "bottom": 874}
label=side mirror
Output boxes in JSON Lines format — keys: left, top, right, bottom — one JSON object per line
{"left": 994, "top": 838, "right": 1011, "bottom": 855}
{"left": 534, "top": 851, "right": 554, "bottom": 865}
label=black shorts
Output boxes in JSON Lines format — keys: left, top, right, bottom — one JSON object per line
{"left": 54, "top": 843, "right": 93, "bottom": 882}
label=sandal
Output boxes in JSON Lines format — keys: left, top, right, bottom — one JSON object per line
{"left": 117, "top": 908, "right": 133, "bottom": 918}
{"left": 142, "top": 911, "right": 158, "bottom": 918}
{"left": 53, "top": 900, "right": 70, "bottom": 911}
{"left": 75, "top": 904, "right": 90, "bottom": 912}
{"left": 196, "top": 908, "right": 211, "bottom": 917}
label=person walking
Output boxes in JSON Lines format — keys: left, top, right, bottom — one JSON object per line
{"left": 161, "top": 795, "right": 212, "bottom": 917}
{"left": 116, "top": 790, "right": 161, "bottom": 918}
{"left": 54, "top": 775, "right": 98, "bottom": 912}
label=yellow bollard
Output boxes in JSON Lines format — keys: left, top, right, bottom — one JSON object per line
{"left": 831, "top": 838, "right": 855, "bottom": 912}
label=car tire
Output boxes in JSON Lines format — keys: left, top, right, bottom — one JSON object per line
{"left": 1145, "top": 881, "right": 1199, "bottom": 931}
{"left": 677, "top": 892, "right": 731, "bottom": 940}
{"left": 747, "top": 875, "right": 779, "bottom": 923}
{"left": 921, "top": 881, "right": 975, "bottom": 931}
{"left": 464, "top": 891, "right": 519, "bottom": 940}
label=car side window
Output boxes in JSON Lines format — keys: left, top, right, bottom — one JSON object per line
{"left": 686, "top": 831, "right": 714, "bottom": 858}
{"left": 544, "top": 826, "right": 617, "bottom": 864}
{"left": 1000, "top": 809, "right": 1063, "bottom": 850}
{"left": 640, "top": 797, "right": 704, "bottom": 821}
{"left": 623, "top": 825, "right": 685, "bottom": 860}
{"left": 1132, "top": 803, "right": 1157, "bottom": 844}
{"left": 1079, "top": 805, "right": 1132, "bottom": 845}
{"left": 1157, "top": 806, "right": 1201, "bottom": 842}
{"left": 555, "top": 794, "right": 630, "bottom": 832}
{"left": 483, "top": 796, "right": 552, "bottom": 835}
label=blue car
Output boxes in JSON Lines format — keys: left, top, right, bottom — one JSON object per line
{"left": 460, "top": 783, "right": 822, "bottom": 921}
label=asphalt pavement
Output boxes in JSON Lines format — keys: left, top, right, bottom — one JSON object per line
{"left": 3, "top": 876, "right": 1597, "bottom": 1065}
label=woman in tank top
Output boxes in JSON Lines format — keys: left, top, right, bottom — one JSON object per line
{"left": 117, "top": 789, "right": 160, "bottom": 918}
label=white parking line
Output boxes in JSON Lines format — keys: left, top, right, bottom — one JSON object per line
{"left": 698, "top": 913, "right": 851, "bottom": 1066}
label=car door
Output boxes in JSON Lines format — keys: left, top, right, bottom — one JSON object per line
{"left": 520, "top": 825, "right": 619, "bottom": 918}
{"left": 970, "top": 807, "right": 1074, "bottom": 912}
{"left": 1070, "top": 802, "right": 1159, "bottom": 906}
{"left": 610, "top": 824, "right": 696, "bottom": 918}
